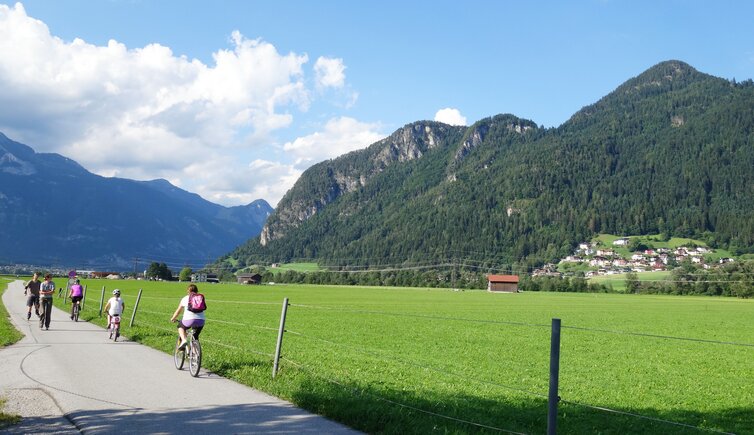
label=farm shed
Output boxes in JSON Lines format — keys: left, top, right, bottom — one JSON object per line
{"left": 487, "top": 274, "right": 519, "bottom": 293}
{"left": 237, "top": 273, "right": 262, "bottom": 285}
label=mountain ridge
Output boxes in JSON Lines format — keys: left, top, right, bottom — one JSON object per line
{"left": 0, "top": 133, "right": 272, "bottom": 268}
{"left": 222, "top": 60, "right": 754, "bottom": 271}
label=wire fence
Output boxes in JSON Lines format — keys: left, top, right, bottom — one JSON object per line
{"left": 63, "top": 286, "right": 748, "bottom": 434}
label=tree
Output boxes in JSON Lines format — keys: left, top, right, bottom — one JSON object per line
{"left": 146, "top": 262, "right": 173, "bottom": 280}
{"left": 179, "top": 267, "right": 193, "bottom": 282}
{"left": 625, "top": 271, "right": 640, "bottom": 294}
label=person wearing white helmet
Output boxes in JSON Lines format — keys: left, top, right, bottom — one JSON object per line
{"left": 103, "top": 289, "right": 125, "bottom": 331}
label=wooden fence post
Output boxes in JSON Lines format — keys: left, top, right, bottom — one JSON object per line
{"left": 129, "top": 288, "right": 143, "bottom": 327}
{"left": 272, "top": 298, "right": 290, "bottom": 378}
{"left": 547, "top": 318, "right": 562, "bottom": 435}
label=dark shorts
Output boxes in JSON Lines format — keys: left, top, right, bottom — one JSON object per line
{"left": 71, "top": 296, "right": 83, "bottom": 303}
{"left": 26, "top": 295, "right": 39, "bottom": 307}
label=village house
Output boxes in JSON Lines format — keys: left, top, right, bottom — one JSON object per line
{"left": 612, "top": 237, "right": 630, "bottom": 246}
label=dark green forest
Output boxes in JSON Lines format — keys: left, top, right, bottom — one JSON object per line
{"left": 217, "top": 61, "right": 754, "bottom": 289}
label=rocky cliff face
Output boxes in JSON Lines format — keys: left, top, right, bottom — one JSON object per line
{"left": 260, "top": 121, "right": 463, "bottom": 245}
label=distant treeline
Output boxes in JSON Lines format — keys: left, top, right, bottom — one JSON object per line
{"left": 234, "top": 260, "right": 753, "bottom": 298}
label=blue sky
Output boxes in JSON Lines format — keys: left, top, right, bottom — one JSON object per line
{"left": 1, "top": 1, "right": 753, "bottom": 206}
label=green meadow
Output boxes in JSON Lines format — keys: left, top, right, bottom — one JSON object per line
{"left": 588, "top": 271, "right": 671, "bottom": 292}
{"left": 34, "top": 279, "right": 754, "bottom": 434}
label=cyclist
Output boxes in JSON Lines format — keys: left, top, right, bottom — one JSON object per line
{"left": 170, "top": 284, "right": 205, "bottom": 349}
{"left": 23, "top": 272, "right": 41, "bottom": 320}
{"left": 68, "top": 279, "right": 84, "bottom": 319}
{"left": 39, "top": 273, "right": 55, "bottom": 330}
{"left": 103, "top": 289, "right": 125, "bottom": 330}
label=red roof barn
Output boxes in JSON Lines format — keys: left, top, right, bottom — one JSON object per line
{"left": 487, "top": 275, "right": 519, "bottom": 293}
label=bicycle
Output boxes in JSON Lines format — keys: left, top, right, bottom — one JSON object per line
{"left": 173, "top": 326, "right": 202, "bottom": 377}
{"left": 107, "top": 314, "right": 121, "bottom": 341}
{"left": 71, "top": 300, "right": 80, "bottom": 322}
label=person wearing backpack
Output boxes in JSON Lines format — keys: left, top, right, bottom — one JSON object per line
{"left": 170, "top": 284, "right": 206, "bottom": 349}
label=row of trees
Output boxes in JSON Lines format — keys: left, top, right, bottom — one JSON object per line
{"left": 625, "top": 261, "right": 754, "bottom": 297}
{"left": 242, "top": 261, "right": 752, "bottom": 298}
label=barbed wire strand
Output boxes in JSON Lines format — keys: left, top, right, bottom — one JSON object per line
{"left": 559, "top": 399, "right": 736, "bottom": 435}
{"left": 285, "top": 328, "right": 548, "bottom": 399}
{"left": 279, "top": 357, "right": 527, "bottom": 435}
{"left": 290, "top": 303, "right": 550, "bottom": 329}
{"left": 132, "top": 308, "right": 279, "bottom": 333}
{"left": 131, "top": 317, "right": 276, "bottom": 358}
{"left": 562, "top": 325, "right": 754, "bottom": 348}
{"left": 290, "top": 303, "right": 754, "bottom": 348}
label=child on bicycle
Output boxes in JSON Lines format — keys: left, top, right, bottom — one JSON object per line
{"left": 170, "top": 284, "right": 205, "bottom": 349}
{"left": 68, "top": 279, "right": 84, "bottom": 319}
{"left": 103, "top": 289, "right": 125, "bottom": 329}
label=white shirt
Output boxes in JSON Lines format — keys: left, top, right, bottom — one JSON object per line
{"left": 180, "top": 295, "right": 206, "bottom": 321}
{"left": 107, "top": 297, "right": 124, "bottom": 315}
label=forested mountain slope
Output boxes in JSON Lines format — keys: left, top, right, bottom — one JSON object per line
{"left": 222, "top": 60, "right": 754, "bottom": 270}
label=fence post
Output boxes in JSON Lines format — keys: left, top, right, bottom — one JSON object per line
{"left": 98, "top": 286, "right": 106, "bottom": 316}
{"left": 272, "top": 297, "right": 290, "bottom": 378}
{"left": 547, "top": 318, "right": 562, "bottom": 435}
{"left": 82, "top": 285, "right": 88, "bottom": 310}
{"left": 129, "top": 288, "right": 143, "bottom": 327}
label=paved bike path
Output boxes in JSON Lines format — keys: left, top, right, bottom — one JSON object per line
{"left": 0, "top": 280, "right": 359, "bottom": 434}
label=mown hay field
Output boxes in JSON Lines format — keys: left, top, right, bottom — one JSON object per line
{"left": 55, "top": 279, "right": 753, "bottom": 434}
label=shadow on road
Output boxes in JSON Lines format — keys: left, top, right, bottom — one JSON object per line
{"left": 67, "top": 402, "right": 346, "bottom": 434}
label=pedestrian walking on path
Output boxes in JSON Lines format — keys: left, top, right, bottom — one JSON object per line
{"left": 38, "top": 274, "right": 55, "bottom": 330}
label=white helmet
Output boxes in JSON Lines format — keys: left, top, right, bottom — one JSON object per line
{"left": 112, "top": 289, "right": 120, "bottom": 295}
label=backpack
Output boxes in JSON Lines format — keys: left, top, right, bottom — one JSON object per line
{"left": 187, "top": 293, "right": 207, "bottom": 313}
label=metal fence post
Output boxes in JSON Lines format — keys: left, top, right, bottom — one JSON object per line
{"left": 98, "top": 286, "right": 106, "bottom": 316}
{"left": 81, "top": 285, "right": 88, "bottom": 310}
{"left": 548, "top": 318, "right": 562, "bottom": 435}
{"left": 129, "top": 288, "right": 143, "bottom": 327}
{"left": 272, "top": 297, "right": 290, "bottom": 378}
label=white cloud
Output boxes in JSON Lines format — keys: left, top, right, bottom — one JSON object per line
{"left": 0, "top": 3, "right": 359, "bottom": 207}
{"left": 186, "top": 157, "right": 302, "bottom": 207}
{"left": 314, "top": 56, "right": 346, "bottom": 89}
{"left": 283, "top": 117, "right": 384, "bottom": 167}
{"left": 434, "top": 108, "right": 467, "bottom": 126}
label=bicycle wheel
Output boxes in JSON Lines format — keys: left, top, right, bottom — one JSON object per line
{"left": 189, "top": 339, "right": 202, "bottom": 377}
{"left": 113, "top": 326, "right": 119, "bottom": 342}
{"left": 174, "top": 338, "right": 185, "bottom": 370}
{"left": 73, "top": 304, "right": 79, "bottom": 322}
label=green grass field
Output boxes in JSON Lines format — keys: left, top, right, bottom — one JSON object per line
{"left": 268, "top": 262, "right": 323, "bottom": 274}
{"left": 588, "top": 271, "right": 671, "bottom": 292}
{"left": 45, "top": 278, "right": 753, "bottom": 434}
{"left": 0, "top": 279, "right": 23, "bottom": 347}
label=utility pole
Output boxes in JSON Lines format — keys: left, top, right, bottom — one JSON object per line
{"left": 452, "top": 257, "right": 457, "bottom": 289}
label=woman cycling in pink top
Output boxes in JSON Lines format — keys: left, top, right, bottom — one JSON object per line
{"left": 67, "top": 279, "right": 84, "bottom": 319}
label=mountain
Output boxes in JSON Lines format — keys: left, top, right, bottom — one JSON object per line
{"left": 0, "top": 133, "right": 273, "bottom": 268}
{"left": 221, "top": 60, "right": 754, "bottom": 270}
